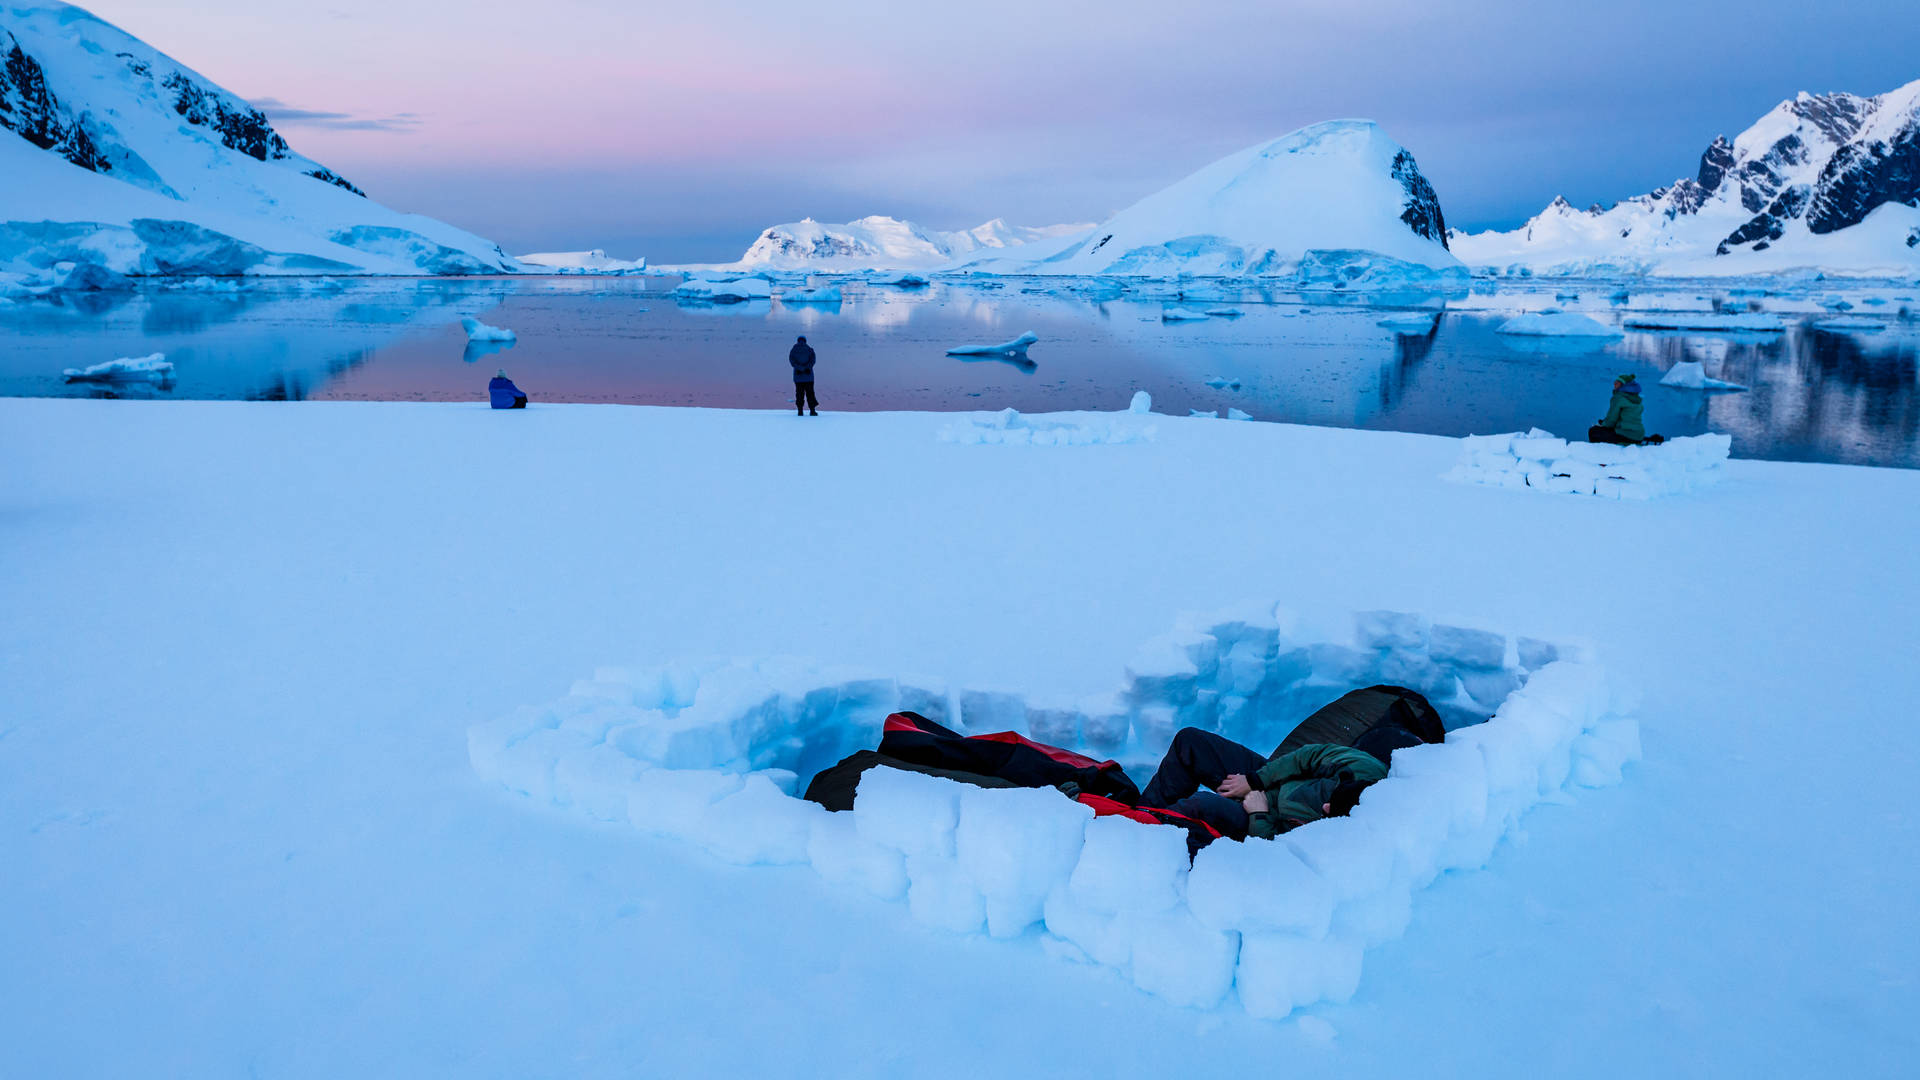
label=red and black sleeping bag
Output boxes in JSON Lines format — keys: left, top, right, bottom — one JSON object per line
{"left": 802, "top": 712, "right": 1222, "bottom": 849}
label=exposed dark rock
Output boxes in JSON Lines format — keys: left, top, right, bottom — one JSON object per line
{"left": 1390, "top": 148, "right": 1448, "bottom": 249}
{"left": 1717, "top": 186, "right": 1808, "bottom": 253}
{"left": 1, "top": 29, "right": 109, "bottom": 173}
{"left": 162, "top": 71, "right": 290, "bottom": 162}
{"left": 1805, "top": 124, "right": 1920, "bottom": 234}
{"left": 1697, "top": 135, "right": 1736, "bottom": 193}
{"left": 304, "top": 166, "right": 365, "bottom": 198}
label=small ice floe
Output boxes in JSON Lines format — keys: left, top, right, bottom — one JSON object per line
{"left": 461, "top": 318, "right": 517, "bottom": 342}
{"left": 1496, "top": 312, "right": 1622, "bottom": 337}
{"left": 869, "top": 272, "right": 929, "bottom": 288}
{"left": 1161, "top": 306, "right": 1210, "bottom": 322}
{"left": 947, "top": 331, "right": 1039, "bottom": 358}
{"left": 1226, "top": 408, "right": 1252, "bottom": 421}
{"left": 63, "top": 353, "right": 173, "bottom": 382}
{"left": 1204, "top": 307, "right": 1244, "bottom": 318}
{"left": 1378, "top": 311, "right": 1440, "bottom": 334}
{"left": 1819, "top": 295, "right": 1854, "bottom": 311}
{"left": 780, "top": 286, "right": 843, "bottom": 304}
{"left": 674, "top": 278, "right": 773, "bottom": 303}
{"left": 1622, "top": 312, "right": 1785, "bottom": 332}
{"left": 1203, "top": 375, "right": 1241, "bottom": 390}
{"left": 1810, "top": 315, "right": 1885, "bottom": 334}
{"left": 1555, "top": 290, "right": 1580, "bottom": 302}
{"left": 1659, "top": 360, "right": 1748, "bottom": 391}
{"left": 1189, "top": 408, "right": 1218, "bottom": 418}
{"left": 1129, "top": 391, "right": 1152, "bottom": 414}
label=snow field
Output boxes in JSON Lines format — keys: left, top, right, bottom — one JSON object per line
{"left": 1444, "top": 430, "right": 1731, "bottom": 499}
{"left": 469, "top": 602, "right": 1635, "bottom": 1017}
{"left": 936, "top": 406, "right": 1157, "bottom": 447}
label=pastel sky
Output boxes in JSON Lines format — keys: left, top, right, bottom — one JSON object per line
{"left": 78, "top": 0, "right": 1920, "bottom": 262}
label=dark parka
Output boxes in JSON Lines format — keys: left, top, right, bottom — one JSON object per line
{"left": 1245, "top": 743, "right": 1389, "bottom": 838}
{"left": 1600, "top": 384, "right": 1646, "bottom": 442}
{"left": 788, "top": 340, "right": 816, "bottom": 383}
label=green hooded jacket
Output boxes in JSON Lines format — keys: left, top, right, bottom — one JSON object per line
{"left": 1245, "top": 743, "right": 1388, "bottom": 839}
{"left": 1601, "top": 389, "right": 1646, "bottom": 442}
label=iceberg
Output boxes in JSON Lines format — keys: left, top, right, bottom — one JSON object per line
{"left": 63, "top": 352, "right": 173, "bottom": 382}
{"left": 869, "top": 272, "right": 929, "bottom": 288}
{"left": 1161, "top": 307, "right": 1210, "bottom": 322}
{"left": 517, "top": 250, "right": 648, "bottom": 274}
{"left": 675, "top": 278, "right": 773, "bottom": 303}
{"left": 779, "top": 286, "right": 843, "bottom": 304}
{"left": 1496, "top": 312, "right": 1623, "bottom": 337}
{"left": 460, "top": 318, "right": 517, "bottom": 343}
{"left": 946, "top": 332, "right": 1039, "bottom": 357}
{"left": 1622, "top": 312, "right": 1786, "bottom": 332}
{"left": 1378, "top": 312, "right": 1440, "bottom": 334}
{"left": 1659, "top": 361, "right": 1749, "bottom": 391}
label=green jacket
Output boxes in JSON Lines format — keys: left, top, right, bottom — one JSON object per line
{"left": 1245, "top": 743, "right": 1387, "bottom": 839}
{"left": 1600, "top": 390, "right": 1645, "bottom": 442}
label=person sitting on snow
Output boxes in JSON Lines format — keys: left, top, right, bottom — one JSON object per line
{"left": 1135, "top": 724, "right": 1413, "bottom": 840}
{"left": 489, "top": 368, "right": 528, "bottom": 410}
{"left": 1588, "top": 373, "right": 1661, "bottom": 445}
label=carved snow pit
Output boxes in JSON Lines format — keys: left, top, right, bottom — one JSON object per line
{"left": 469, "top": 604, "right": 1639, "bottom": 1018}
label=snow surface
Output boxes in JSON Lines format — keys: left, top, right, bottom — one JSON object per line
{"left": 4, "top": 399, "right": 1917, "bottom": 1076}
{"left": 947, "top": 331, "right": 1039, "bottom": 357}
{"left": 516, "top": 250, "right": 648, "bottom": 274}
{"left": 0, "top": 3, "right": 517, "bottom": 277}
{"left": 1496, "top": 312, "right": 1623, "bottom": 338}
{"left": 60, "top": 351, "right": 171, "bottom": 381}
{"left": 936, "top": 406, "right": 1154, "bottom": 446}
{"left": 460, "top": 318, "right": 516, "bottom": 343}
{"left": 1444, "top": 430, "right": 1731, "bottom": 498}
{"left": 1659, "top": 361, "right": 1748, "bottom": 391}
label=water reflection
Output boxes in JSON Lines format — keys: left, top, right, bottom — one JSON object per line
{"left": 1, "top": 275, "right": 1914, "bottom": 467}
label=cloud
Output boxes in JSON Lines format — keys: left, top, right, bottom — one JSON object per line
{"left": 253, "top": 97, "right": 419, "bottom": 133}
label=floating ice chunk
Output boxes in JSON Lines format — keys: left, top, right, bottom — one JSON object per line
{"left": 947, "top": 331, "right": 1039, "bottom": 357}
{"left": 1227, "top": 408, "right": 1252, "bottom": 421}
{"left": 1205, "top": 307, "right": 1244, "bottom": 317}
{"left": 956, "top": 787, "right": 1093, "bottom": 937}
{"left": 1129, "top": 391, "right": 1152, "bottom": 414}
{"left": 1377, "top": 311, "right": 1439, "bottom": 333}
{"left": 460, "top": 318, "right": 517, "bottom": 342}
{"left": 1496, "top": 312, "right": 1621, "bottom": 338}
{"left": 853, "top": 767, "right": 962, "bottom": 858}
{"left": 1622, "top": 312, "right": 1784, "bottom": 332}
{"left": 62, "top": 353, "right": 173, "bottom": 382}
{"left": 1810, "top": 315, "right": 1883, "bottom": 334}
{"left": 1659, "top": 361, "right": 1747, "bottom": 391}
{"left": 780, "top": 285, "right": 843, "bottom": 304}
{"left": 675, "top": 277, "right": 773, "bottom": 302}
{"left": 1203, "top": 375, "right": 1241, "bottom": 389}
{"left": 869, "top": 272, "right": 929, "bottom": 288}
{"left": 1161, "top": 306, "right": 1210, "bottom": 321}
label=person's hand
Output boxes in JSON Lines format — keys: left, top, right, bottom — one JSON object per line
{"left": 1217, "top": 774, "right": 1252, "bottom": 799}
{"left": 1242, "top": 790, "right": 1269, "bottom": 814}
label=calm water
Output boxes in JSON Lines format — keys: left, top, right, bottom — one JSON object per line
{"left": 4, "top": 274, "right": 1916, "bottom": 467}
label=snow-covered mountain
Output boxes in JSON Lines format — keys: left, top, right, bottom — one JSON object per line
{"left": 726, "top": 215, "right": 1092, "bottom": 272}
{"left": 0, "top": 1, "right": 517, "bottom": 284}
{"left": 1453, "top": 79, "right": 1920, "bottom": 277}
{"left": 950, "top": 120, "right": 1464, "bottom": 286}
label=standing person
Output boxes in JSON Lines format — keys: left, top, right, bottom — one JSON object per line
{"left": 788, "top": 335, "right": 818, "bottom": 416}
{"left": 1588, "top": 373, "right": 1649, "bottom": 445}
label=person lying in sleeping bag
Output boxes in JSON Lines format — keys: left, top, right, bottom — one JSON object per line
{"left": 1136, "top": 729, "right": 1398, "bottom": 839}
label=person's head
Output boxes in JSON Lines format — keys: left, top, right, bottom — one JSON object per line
{"left": 1327, "top": 779, "right": 1376, "bottom": 818}
{"left": 1614, "top": 372, "right": 1637, "bottom": 390}
{"left": 496, "top": 368, "right": 507, "bottom": 378}
{"left": 796, "top": 335, "right": 807, "bottom": 344}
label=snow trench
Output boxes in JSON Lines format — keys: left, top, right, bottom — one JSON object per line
{"left": 469, "top": 605, "right": 1639, "bottom": 1018}
{"left": 1444, "top": 431, "right": 1730, "bottom": 499}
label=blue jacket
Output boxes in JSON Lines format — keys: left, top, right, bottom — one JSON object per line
{"left": 789, "top": 341, "right": 816, "bottom": 383}
{"left": 489, "top": 376, "right": 525, "bottom": 409}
